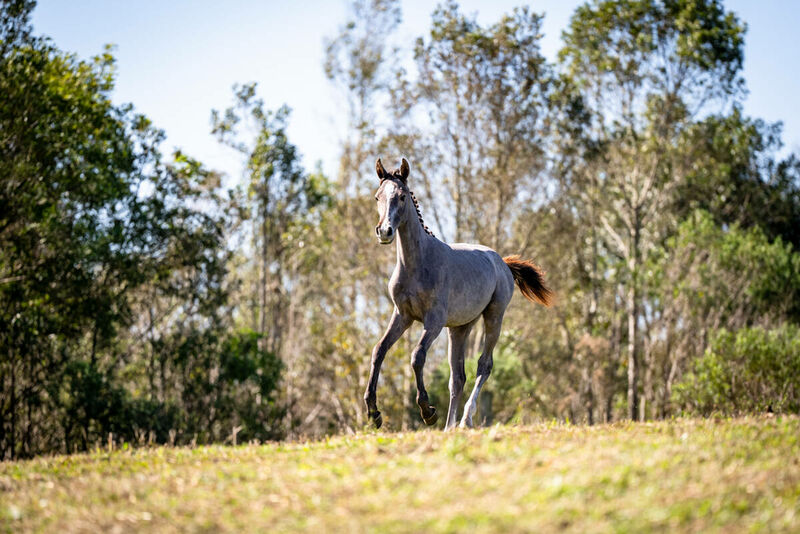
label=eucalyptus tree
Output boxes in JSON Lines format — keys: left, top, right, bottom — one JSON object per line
{"left": 212, "top": 86, "right": 329, "bottom": 355}
{"left": 634, "top": 110, "right": 800, "bottom": 416}
{"left": 391, "top": 1, "right": 554, "bottom": 250}
{"left": 324, "top": 0, "right": 401, "bottom": 196}
{"left": 559, "top": 0, "right": 746, "bottom": 419}
{"left": 211, "top": 85, "right": 331, "bottom": 433}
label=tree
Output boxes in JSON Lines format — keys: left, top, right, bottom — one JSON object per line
{"left": 0, "top": 2, "right": 283, "bottom": 457}
{"left": 1, "top": 3, "right": 154, "bottom": 455}
{"left": 389, "top": 1, "right": 553, "bottom": 251}
{"left": 559, "top": 0, "right": 746, "bottom": 419}
{"left": 676, "top": 109, "right": 800, "bottom": 248}
{"left": 212, "top": 84, "right": 331, "bottom": 433}
{"left": 212, "top": 85, "right": 330, "bottom": 354}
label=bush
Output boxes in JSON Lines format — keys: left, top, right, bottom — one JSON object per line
{"left": 674, "top": 325, "right": 800, "bottom": 415}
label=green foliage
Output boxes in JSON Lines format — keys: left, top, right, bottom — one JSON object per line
{"left": 1, "top": 4, "right": 150, "bottom": 456}
{"left": 675, "top": 325, "right": 800, "bottom": 415}
{"left": 677, "top": 109, "right": 800, "bottom": 247}
{"left": 219, "top": 330, "right": 285, "bottom": 442}
{"left": 0, "top": 3, "right": 285, "bottom": 458}
{"left": 561, "top": 0, "right": 745, "bottom": 120}
{"left": 651, "top": 210, "right": 800, "bottom": 322}
{"left": 636, "top": 210, "right": 800, "bottom": 417}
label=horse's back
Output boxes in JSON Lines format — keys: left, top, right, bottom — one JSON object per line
{"left": 449, "top": 243, "right": 513, "bottom": 286}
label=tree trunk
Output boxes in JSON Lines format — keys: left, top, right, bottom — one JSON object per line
{"left": 626, "top": 220, "right": 641, "bottom": 421}
{"left": 259, "top": 208, "right": 269, "bottom": 345}
{"left": 641, "top": 349, "right": 652, "bottom": 421}
{"left": 581, "top": 362, "right": 595, "bottom": 425}
{"left": 10, "top": 357, "right": 16, "bottom": 460}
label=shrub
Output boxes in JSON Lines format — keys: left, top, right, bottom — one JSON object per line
{"left": 674, "top": 325, "right": 800, "bottom": 415}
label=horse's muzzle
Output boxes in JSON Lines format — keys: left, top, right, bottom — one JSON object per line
{"left": 376, "top": 225, "right": 394, "bottom": 244}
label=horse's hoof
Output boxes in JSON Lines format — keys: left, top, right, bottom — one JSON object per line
{"left": 422, "top": 407, "right": 438, "bottom": 426}
{"left": 369, "top": 411, "right": 383, "bottom": 429}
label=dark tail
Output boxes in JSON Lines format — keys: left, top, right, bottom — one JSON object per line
{"left": 503, "top": 255, "right": 553, "bottom": 307}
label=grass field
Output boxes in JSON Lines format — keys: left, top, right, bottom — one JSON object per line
{"left": 1, "top": 416, "right": 799, "bottom": 533}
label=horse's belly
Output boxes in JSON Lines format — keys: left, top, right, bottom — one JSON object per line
{"left": 446, "top": 286, "right": 493, "bottom": 326}
{"left": 445, "top": 263, "right": 495, "bottom": 326}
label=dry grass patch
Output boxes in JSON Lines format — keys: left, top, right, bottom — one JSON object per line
{"left": 1, "top": 417, "right": 799, "bottom": 533}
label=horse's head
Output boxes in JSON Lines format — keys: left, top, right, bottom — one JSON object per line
{"left": 374, "top": 158, "right": 410, "bottom": 244}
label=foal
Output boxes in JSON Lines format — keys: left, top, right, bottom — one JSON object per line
{"left": 364, "top": 158, "right": 552, "bottom": 430}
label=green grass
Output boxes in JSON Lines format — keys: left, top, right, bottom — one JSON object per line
{"left": 2, "top": 417, "right": 799, "bottom": 533}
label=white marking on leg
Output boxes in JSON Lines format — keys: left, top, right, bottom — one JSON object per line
{"left": 460, "top": 376, "right": 486, "bottom": 428}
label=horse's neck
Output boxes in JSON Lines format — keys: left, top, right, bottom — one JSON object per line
{"left": 396, "top": 208, "right": 430, "bottom": 275}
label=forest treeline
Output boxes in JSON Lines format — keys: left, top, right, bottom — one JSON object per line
{"left": 2, "top": 0, "right": 799, "bottom": 459}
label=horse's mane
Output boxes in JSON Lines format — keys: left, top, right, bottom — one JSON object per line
{"left": 409, "top": 190, "right": 433, "bottom": 237}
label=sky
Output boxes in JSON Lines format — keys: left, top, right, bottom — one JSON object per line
{"left": 31, "top": 0, "right": 800, "bottom": 184}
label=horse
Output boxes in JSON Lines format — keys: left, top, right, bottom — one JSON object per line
{"left": 364, "top": 157, "right": 552, "bottom": 430}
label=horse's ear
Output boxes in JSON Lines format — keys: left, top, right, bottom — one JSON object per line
{"left": 376, "top": 158, "right": 387, "bottom": 180}
{"left": 399, "top": 158, "right": 409, "bottom": 182}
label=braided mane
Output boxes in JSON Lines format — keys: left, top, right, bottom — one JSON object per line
{"left": 409, "top": 190, "right": 434, "bottom": 237}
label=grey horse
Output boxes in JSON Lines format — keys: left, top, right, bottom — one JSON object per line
{"left": 365, "top": 158, "right": 552, "bottom": 430}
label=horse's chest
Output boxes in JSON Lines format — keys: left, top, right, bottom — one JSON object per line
{"left": 390, "top": 279, "right": 436, "bottom": 320}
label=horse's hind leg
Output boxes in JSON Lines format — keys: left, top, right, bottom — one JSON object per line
{"left": 445, "top": 323, "right": 473, "bottom": 430}
{"left": 461, "top": 303, "right": 505, "bottom": 428}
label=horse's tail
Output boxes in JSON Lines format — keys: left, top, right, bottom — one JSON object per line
{"left": 503, "top": 255, "right": 553, "bottom": 307}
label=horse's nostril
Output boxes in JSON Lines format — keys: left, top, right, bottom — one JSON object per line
{"left": 375, "top": 226, "right": 380, "bottom": 236}
{"left": 386, "top": 227, "right": 393, "bottom": 236}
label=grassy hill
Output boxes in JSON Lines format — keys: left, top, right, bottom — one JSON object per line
{"left": 2, "top": 416, "right": 799, "bottom": 533}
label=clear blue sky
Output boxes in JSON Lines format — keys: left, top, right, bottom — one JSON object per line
{"left": 32, "top": 1, "right": 800, "bottom": 182}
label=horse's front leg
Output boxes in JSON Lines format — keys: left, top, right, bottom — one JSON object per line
{"left": 412, "top": 314, "right": 445, "bottom": 426}
{"left": 364, "top": 309, "right": 412, "bottom": 429}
